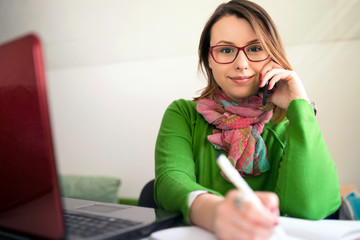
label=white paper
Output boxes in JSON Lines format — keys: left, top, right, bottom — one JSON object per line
{"left": 278, "top": 217, "right": 360, "bottom": 240}
{"left": 150, "top": 226, "right": 217, "bottom": 240}
{"left": 150, "top": 217, "right": 360, "bottom": 240}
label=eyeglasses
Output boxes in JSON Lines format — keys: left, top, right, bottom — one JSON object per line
{"left": 209, "top": 42, "right": 269, "bottom": 64}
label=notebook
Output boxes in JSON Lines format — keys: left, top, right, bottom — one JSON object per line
{"left": 149, "top": 217, "right": 360, "bottom": 240}
{"left": 0, "top": 34, "right": 180, "bottom": 240}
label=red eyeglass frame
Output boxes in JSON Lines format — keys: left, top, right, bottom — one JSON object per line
{"left": 209, "top": 42, "right": 270, "bottom": 64}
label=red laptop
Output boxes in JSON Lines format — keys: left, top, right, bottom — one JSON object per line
{"left": 0, "top": 34, "right": 179, "bottom": 240}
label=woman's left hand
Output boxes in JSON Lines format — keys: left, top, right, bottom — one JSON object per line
{"left": 259, "top": 61, "right": 309, "bottom": 109}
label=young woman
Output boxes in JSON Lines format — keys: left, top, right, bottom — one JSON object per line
{"left": 154, "top": 0, "right": 341, "bottom": 239}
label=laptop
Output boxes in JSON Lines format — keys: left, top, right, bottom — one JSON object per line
{"left": 0, "top": 34, "right": 180, "bottom": 240}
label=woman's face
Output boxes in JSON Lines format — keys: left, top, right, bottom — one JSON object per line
{"left": 209, "top": 15, "right": 270, "bottom": 101}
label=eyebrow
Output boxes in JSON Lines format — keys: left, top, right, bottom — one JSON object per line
{"left": 215, "top": 39, "right": 260, "bottom": 45}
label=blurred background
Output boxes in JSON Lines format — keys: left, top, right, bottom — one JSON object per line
{"left": 0, "top": 0, "right": 359, "bottom": 199}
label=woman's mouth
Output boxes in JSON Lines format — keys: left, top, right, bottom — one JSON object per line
{"left": 229, "top": 75, "right": 254, "bottom": 84}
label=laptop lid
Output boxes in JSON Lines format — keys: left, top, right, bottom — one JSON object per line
{"left": 0, "top": 34, "right": 65, "bottom": 239}
{"left": 0, "top": 34, "right": 180, "bottom": 240}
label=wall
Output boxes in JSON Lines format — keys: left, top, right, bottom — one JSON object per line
{"left": 0, "top": 0, "right": 359, "bottom": 198}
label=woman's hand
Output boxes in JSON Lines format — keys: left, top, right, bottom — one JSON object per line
{"left": 258, "top": 61, "right": 309, "bottom": 109}
{"left": 212, "top": 190, "right": 279, "bottom": 240}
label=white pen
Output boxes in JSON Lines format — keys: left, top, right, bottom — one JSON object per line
{"left": 216, "top": 154, "right": 287, "bottom": 239}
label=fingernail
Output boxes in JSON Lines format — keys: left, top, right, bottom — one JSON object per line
{"left": 259, "top": 74, "right": 262, "bottom": 80}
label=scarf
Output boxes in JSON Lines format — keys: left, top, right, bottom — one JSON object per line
{"left": 196, "top": 91, "right": 274, "bottom": 177}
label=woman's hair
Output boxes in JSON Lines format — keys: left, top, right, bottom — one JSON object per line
{"left": 195, "top": 0, "right": 291, "bottom": 123}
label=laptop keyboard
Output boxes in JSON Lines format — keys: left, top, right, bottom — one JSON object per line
{"left": 64, "top": 211, "right": 142, "bottom": 239}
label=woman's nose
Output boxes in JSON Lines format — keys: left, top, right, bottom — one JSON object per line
{"left": 233, "top": 50, "right": 249, "bottom": 70}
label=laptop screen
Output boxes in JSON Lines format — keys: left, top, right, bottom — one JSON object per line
{"left": 0, "top": 34, "right": 65, "bottom": 239}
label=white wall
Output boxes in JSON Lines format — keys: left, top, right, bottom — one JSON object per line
{"left": 0, "top": 0, "right": 359, "bottom": 198}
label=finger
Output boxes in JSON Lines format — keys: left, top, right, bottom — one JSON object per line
{"left": 229, "top": 190, "right": 277, "bottom": 221}
{"left": 215, "top": 193, "right": 255, "bottom": 239}
{"left": 259, "top": 61, "right": 283, "bottom": 86}
{"left": 232, "top": 194, "right": 276, "bottom": 234}
{"left": 265, "top": 69, "right": 295, "bottom": 90}
{"left": 256, "top": 192, "right": 280, "bottom": 217}
{"left": 240, "top": 199, "right": 277, "bottom": 229}
{"left": 260, "top": 69, "right": 284, "bottom": 88}
{"left": 239, "top": 209, "right": 275, "bottom": 239}
{"left": 223, "top": 192, "right": 276, "bottom": 239}
{"left": 226, "top": 192, "right": 258, "bottom": 232}
{"left": 215, "top": 219, "right": 254, "bottom": 240}
{"left": 267, "top": 72, "right": 282, "bottom": 90}
{"left": 232, "top": 207, "right": 273, "bottom": 240}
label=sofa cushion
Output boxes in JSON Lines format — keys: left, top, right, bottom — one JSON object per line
{"left": 59, "top": 175, "right": 120, "bottom": 203}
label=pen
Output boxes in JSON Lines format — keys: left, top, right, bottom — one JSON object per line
{"left": 216, "top": 154, "right": 287, "bottom": 239}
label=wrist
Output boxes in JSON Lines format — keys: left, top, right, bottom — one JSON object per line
{"left": 189, "top": 193, "right": 223, "bottom": 231}
{"left": 308, "top": 100, "right": 317, "bottom": 116}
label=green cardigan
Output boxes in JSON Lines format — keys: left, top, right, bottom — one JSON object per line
{"left": 154, "top": 99, "right": 341, "bottom": 223}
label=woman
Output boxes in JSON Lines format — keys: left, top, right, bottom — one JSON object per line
{"left": 154, "top": 0, "right": 341, "bottom": 239}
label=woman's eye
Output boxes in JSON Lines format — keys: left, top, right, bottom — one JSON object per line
{"left": 247, "top": 45, "right": 263, "bottom": 52}
{"left": 220, "top": 47, "right": 235, "bottom": 54}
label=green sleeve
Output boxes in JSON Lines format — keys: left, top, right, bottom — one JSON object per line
{"left": 154, "top": 100, "right": 220, "bottom": 224}
{"left": 275, "top": 99, "right": 341, "bottom": 219}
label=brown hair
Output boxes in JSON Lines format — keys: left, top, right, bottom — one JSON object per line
{"left": 195, "top": 0, "right": 291, "bottom": 123}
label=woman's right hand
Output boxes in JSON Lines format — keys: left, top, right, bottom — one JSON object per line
{"left": 213, "top": 190, "right": 279, "bottom": 240}
{"left": 259, "top": 61, "right": 309, "bottom": 110}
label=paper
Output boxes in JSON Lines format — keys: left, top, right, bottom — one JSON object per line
{"left": 278, "top": 217, "right": 360, "bottom": 240}
{"left": 150, "top": 226, "right": 217, "bottom": 240}
{"left": 150, "top": 226, "right": 302, "bottom": 240}
{"left": 150, "top": 217, "right": 360, "bottom": 240}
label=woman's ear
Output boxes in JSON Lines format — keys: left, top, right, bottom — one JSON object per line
{"left": 208, "top": 55, "right": 213, "bottom": 69}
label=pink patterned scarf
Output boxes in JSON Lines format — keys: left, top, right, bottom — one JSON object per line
{"left": 196, "top": 91, "right": 274, "bottom": 177}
